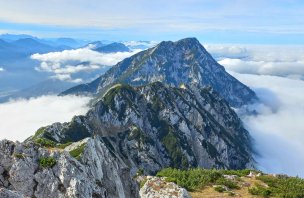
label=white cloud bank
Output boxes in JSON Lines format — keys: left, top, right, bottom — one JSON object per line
{"left": 31, "top": 48, "right": 140, "bottom": 82}
{"left": 229, "top": 71, "right": 304, "bottom": 177}
{"left": 213, "top": 45, "right": 304, "bottom": 176}
{"left": 0, "top": 95, "right": 90, "bottom": 141}
{"left": 207, "top": 45, "right": 304, "bottom": 79}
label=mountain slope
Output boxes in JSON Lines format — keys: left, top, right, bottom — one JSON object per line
{"left": 62, "top": 38, "right": 257, "bottom": 107}
{"left": 38, "top": 82, "right": 254, "bottom": 174}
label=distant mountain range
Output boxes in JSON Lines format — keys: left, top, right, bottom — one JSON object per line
{"left": 0, "top": 35, "right": 138, "bottom": 101}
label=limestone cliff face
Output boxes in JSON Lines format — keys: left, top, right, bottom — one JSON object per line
{"left": 0, "top": 138, "right": 139, "bottom": 198}
{"left": 39, "top": 82, "right": 254, "bottom": 174}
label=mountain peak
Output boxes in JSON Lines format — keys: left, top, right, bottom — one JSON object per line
{"left": 154, "top": 37, "right": 204, "bottom": 52}
{"left": 62, "top": 38, "right": 257, "bottom": 107}
{"left": 175, "top": 37, "right": 201, "bottom": 45}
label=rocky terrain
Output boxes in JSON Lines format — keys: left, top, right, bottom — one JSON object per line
{"left": 138, "top": 176, "right": 190, "bottom": 198}
{"left": 0, "top": 82, "right": 254, "bottom": 197}
{"left": 0, "top": 138, "right": 138, "bottom": 198}
{"left": 0, "top": 38, "right": 258, "bottom": 197}
{"left": 62, "top": 38, "right": 257, "bottom": 107}
{"left": 35, "top": 82, "right": 254, "bottom": 172}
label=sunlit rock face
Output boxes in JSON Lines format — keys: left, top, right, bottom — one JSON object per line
{"left": 62, "top": 38, "right": 257, "bottom": 107}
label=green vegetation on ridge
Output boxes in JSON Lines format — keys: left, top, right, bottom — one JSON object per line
{"left": 156, "top": 168, "right": 304, "bottom": 197}
{"left": 156, "top": 168, "right": 244, "bottom": 191}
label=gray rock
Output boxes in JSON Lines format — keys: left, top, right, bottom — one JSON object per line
{"left": 139, "top": 176, "right": 190, "bottom": 198}
{"left": 0, "top": 188, "right": 25, "bottom": 198}
{"left": 0, "top": 139, "right": 139, "bottom": 198}
{"left": 42, "top": 82, "right": 254, "bottom": 174}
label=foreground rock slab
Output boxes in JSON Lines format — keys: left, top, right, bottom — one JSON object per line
{"left": 139, "top": 176, "right": 190, "bottom": 198}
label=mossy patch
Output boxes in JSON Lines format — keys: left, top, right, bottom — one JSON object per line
{"left": 69, "top": 143, "right": 87, "bottom": 160}
{"left": 39, "top": 157, "right": 56, "bottom": 168}
{"left": 35, "top": 138, "right": 56, "bottom": 148}
{"left": 32, "top": 127, "right": 46, "bottom": 139}
{"left": 13, "top": 153, "right": 24, "bottom": 159}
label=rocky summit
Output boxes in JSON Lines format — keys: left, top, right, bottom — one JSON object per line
{"left": 62, "top": 38, "right": 257, "bottom": 107}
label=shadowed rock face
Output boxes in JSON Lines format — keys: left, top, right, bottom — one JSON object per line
{"left": 62, "top": 38, "right": 257, "bottom": 107}
{"left": 39, "top": 82, "right": 254, "bottom": 174}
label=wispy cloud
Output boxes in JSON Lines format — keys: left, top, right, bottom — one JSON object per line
{"left": 31, "top": 48, "right": 140, "bottom": 82}
{"left": 0, "top": 67, "right": 5, "bottom": 72}
{"left": 0, "top": 0, "right": 304, "bottom": 39}
{"left": 0, "top": 95, "right": 90, "bottom": 141}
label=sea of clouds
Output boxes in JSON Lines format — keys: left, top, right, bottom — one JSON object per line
{"left": 208, "top": 44, "right": 304, "bottom": 177}
{"left": 0, "top": 95, "right": 91, "bottom": 141}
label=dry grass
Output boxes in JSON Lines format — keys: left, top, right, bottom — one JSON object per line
{"left": 190, "top": 177, "right": 268, "bottom": 198}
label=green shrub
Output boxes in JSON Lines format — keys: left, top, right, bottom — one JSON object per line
{"left": 215, "top": 177, "right": 239, "bottom": 189}
{"left": 140, "top": 178, "right": 148, "bottom": 188}
{"left": 39, "top": 157, "right": 56, "bottom": 168}
{"left": 13, "top": 153, "right": 24, "bottom": 159}
{"left": 214, "top": 185, "right": 226, "bottom": 192}
{"left": 56, "top": 142, "right": 72, "bottom": 149}
{"left": 156, "top": 168, "right": 222, "bottom": 191}
{"left": 257, "top": 175, "right": 304, "bottom": 197}
{"left": 32, "top": 127, "right": 46, "bottom": 139}
{"left": 35, "top": 138, "right": 56, "bottom": 148}
{"left": 219, "top": 169, "right": 252, "bottom": 177}
{"left": 249, "top": 184, "right": 272, "bottom": 197}
{"left": 137, "top": 168, "right": 144, "bottom": 176}
{"left": 69, "top": 143, "right": 86, "bottom": 160}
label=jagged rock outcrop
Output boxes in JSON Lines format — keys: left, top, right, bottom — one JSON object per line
{"left": 62, "top": 37, "right": 257, "bottom": 107}
{"left": 37, "top": 82, "right": 254, "bottom": 175}
{"left": 139, "top": 176, "right": 190, "bottom": 198}
{"left": 0, "top": 138, "right": 139, "bottom": 198}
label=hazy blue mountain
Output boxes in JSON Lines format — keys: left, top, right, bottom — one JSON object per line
{"left": 85, "top": 42, "right": 131, "bottom": 53}
{"left": 95, "top": 42, "right": 130, "bottom": 53}
{"left": 0, "top": 33, "right": 36, "bottom": 42}
{"left": 0, "top": 79, "right": 77, "bottom": 102}
{"left": 0, "top": 38, "right": 71, "bottom": 91}
{"left": 85, "top": 41, "right": 106, "bottom": 49}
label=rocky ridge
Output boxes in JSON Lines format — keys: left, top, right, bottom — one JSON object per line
{"left": 39, "top": 83, "right": 254, "bottom": 172}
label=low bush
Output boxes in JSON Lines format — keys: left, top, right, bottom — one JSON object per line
{"left": 69, "top": 143, "right": 86, "bottom": 160}
{"left": 39, "top": 157, "right": 56, "bottom": 168}
{"left": 156, "top": 168, "right": 240, "bottom": 191}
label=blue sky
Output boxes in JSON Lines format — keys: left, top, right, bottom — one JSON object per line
{"left": 0, "top": 0, "right": 304, "bottom": 44}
